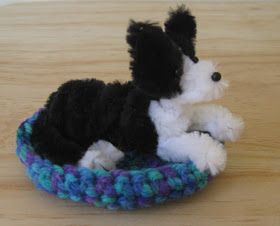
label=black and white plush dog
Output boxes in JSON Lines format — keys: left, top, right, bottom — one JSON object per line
{"left": 31, "top": 6, "right": 243, "bottom": 176}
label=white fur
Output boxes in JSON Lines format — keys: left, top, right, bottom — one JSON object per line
{"left": 92, "top": 140, "right": 124, "bottom": 162}
{"left": 79, "top": 56, "right": 243, "bottom": 175}
{"left": 177, "top": 57, "right": 229, "bottom": 104}
{"left": 149, "top": 56, "right": 243, "bottom": 176}
{"left": 157, "top": 132, "right": 226, "bottom": 176}
{"left": 148, "top": 99, "right": 190, "bottom": 140}
{"left": 188, "top": 104, "right": 244, "bottom": 142}
{"left": 78, "top": 140, "right": 124, "bottom": 170}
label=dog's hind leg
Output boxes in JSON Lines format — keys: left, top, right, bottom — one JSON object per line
{"left": 78, "top": 140, "right": 124, "bottom": 170}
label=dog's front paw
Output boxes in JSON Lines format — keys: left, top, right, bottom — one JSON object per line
{"left": 208, "top": 107, "right": 244, "bottom": 142}
{"left": 219, "top": 113, "right": 244, "bottom": 142}
{"left": 190, "top": 133, "right": 227, "bottom": 176}
{"left": 205, "top": 141, "right": 227, "bottom": 176}
{"left": 157, "top": 132, "right": 227, "bottom": 176}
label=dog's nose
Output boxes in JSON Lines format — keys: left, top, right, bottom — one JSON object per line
{"left": 211, "top": 72, "right": 221, "bottom": 82}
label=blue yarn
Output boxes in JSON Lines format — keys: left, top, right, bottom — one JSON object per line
{"left": 15, "top": 110, "right": 212, "bottom": 210}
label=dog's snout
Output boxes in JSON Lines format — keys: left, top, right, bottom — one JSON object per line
{"left": 211, "top": 72, "right": 221, "bottom": 82}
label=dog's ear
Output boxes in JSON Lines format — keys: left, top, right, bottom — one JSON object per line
{"left": 126, "top": 20, "right": 183, "bottom": 98}
{"left": 164, "top": 5, "right": 197, "bottom": 61}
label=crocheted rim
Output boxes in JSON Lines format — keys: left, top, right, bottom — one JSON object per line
{"left": 16, "top": 110, "right": 211, "bottom": 210}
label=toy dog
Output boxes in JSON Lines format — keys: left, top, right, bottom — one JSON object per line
{"left": 30, "top": 6, "right": 244, "bottom": 176}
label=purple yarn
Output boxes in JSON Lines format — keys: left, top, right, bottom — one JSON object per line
{"left": 16, "top": 110, "right": 211, "bottom": 210}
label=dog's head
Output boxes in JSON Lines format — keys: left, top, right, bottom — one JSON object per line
{"left": 126, "top": 6, "right": 228, "bottom": 103}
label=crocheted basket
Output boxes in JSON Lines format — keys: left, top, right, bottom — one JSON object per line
{"left": 16, "top": 110, "right": 211, "bottom": 210}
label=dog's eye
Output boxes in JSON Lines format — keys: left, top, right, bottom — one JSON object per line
{"left": 192, "top": 56, "right": 199, "bottom": 63}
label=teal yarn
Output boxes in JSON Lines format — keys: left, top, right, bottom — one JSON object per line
{"left": 16, "top": 110, "right": 211, "bottom": 210}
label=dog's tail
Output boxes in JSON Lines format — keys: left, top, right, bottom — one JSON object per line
{"left": 30, "top": 109, "right": 84, "bottom": 165}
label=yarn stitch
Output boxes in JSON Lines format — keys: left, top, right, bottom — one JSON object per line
{"left": 16, "top": 110, "right": 211, "bottom": 210}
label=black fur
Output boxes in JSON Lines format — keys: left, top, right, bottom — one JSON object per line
{"left": 31, "top": 79, "right": 158, "bottom": 165}
{"left": 165, "top": 5, "right": 197, "bottom": 60}
{"left": 127, "top": 20, "right": 183, "bottom": 99}
{"left": 30, "top": 6, "right": 197, "bottom": 166}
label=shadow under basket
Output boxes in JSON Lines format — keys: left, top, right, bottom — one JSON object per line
{"left": 16, "top": 110, "right": 212, "bottom": 210}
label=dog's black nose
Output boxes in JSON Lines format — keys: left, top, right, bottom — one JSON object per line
{"left": 211, "top": 72, "right": 221, "bottom": 82}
